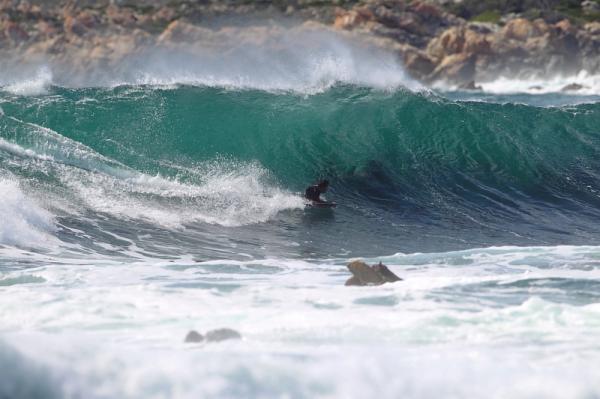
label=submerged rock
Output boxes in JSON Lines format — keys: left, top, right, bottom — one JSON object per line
{"left": 345, "top": 260, "right": 402, "bottom": 286}
{"left": 184, "top": 328, "right": 241, "bottom": 343}
{"left": 458, "top": 80, "right": 482, "bottom": 90}
{"left": 372, "top": 262, "right": 402, "bottom": 282}
{"left": 184, "top": 330, "right": 204, "bottom": 343}
{"left": 561, "top": 83, "right": 586, "bottom": 92}
{"left": 205, "top": 328, "right": 242, "bottom": 342}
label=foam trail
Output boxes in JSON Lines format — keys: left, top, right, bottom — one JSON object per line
{"left": 0, "top": 137, "right": 55, "bottom": 162}
{"left": 1, "top": 121, "right": 303, "bottom": 229}
{"left": 61, "top": 160, "right": 304, "bottom": 228}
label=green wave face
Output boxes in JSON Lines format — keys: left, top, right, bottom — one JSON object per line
{"left": 5, "top": 86, "right": 600, "bottom": 193}
{"left": 2, "top": 85, "right": 600, "bottom": 256}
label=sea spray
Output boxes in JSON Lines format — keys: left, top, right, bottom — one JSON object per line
{"left": 0, "top": 27, "right": 421, "bottom": 94}
{"left": 2, "top": 66, "right": 53, "bottom": 96}
{"left": 0, "top": 178, "right": 56, "bottom": 247}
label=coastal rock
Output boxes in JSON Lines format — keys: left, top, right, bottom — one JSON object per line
{"left": 429, "top": 52, "right": 476, "bottom": 86}
{"left": 34, "top": 20, "right": 58, "bottom": 40}
{"left": 532, "top": 19, "right": 551, "bottom": 36}
{"left": 403, "top": 47, "right": 436, "bottom": 79}
{"left": 561, "top": 83, "right": 586, "bottom": 92}
{"left": 158, "top": 20, "right": 209, "bottom": 44}
{"left": 412, "top": 1, "right": 442, "bottom": 20}
{"left": 0, "top": 0, "right": 599, "bottom": 88}
{"left": 584, "top": 22, "right": 600, "bottom": 36}
{"left": 346, "top": 260, "right": 385, "bottom": 286}
{"left": 463, "top": 29, "right": 491, "bottom": 55}
{"left": 184, "top": 328, "right": 241, "bottom": 343}
{"left": 426, "top": 26, "right": 465, "bottom": 61}
{"left": 458, "top": 80, "right": 482, "bottom": 90}
{"left": 426, "top": 26, "right": 489, "bottom": 63}
{"left": 583, "top": 0, "right": 600, "bottom": 14}
{"left": 4, "top": 21, "right": 29, "bottom": 44}
{"left": 555, "top": 19, "right": 576, "bottom": 35}
{"left": 205, "top": 328, "right": 242, "bottom": 342}
{"left": 184, "top": 330, "right": 204, "bottom": 343}
{"left": 372, "top": 262, "right": 403, "bottom": 282}
{"left": 106, "top": 5, "right": 138, "bottom": 27}
{"left": 345, "top": 260, "right": 402, "bottom": 286}
{"left": 333, "top": 7, "right": 374, "bottom": 30}
{"left": 63, "top": 10, "right": 97, "bottom": 37}
{"left": 502, "top": 18, "right": 542, "bottom": 41}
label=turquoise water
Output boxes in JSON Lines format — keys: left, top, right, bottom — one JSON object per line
{"left": 1, "top": 81, "right": 600, "bottom": 398}
{"left": 2, "top": 85, "right": 600, "bottom": 256}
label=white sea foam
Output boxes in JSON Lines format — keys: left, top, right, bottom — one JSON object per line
{"left": 1, "top": 246, "right": 600, "bottom": 398}
{"left": 1, "top": 118, "right": 303, "bottom": 229}
{"left": 61, "top": 161, "right": 304, "bottom": 228}
{"left": 0, "top": 178, "right": 57, "bottom": 247}
{"left": 128, "top": 31, "right": 422, "bottom": 94}
{"left": 476, "top": 71, "right": 600, "bottom": 95}
{"left": 2, "top": 66, "right": 53, "bottom": 96}
{"left": 0, "top": 137, "right": 55, "bottom": 162}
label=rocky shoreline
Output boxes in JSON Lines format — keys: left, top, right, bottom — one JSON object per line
{"left": 1, "top": 0, "right": 600, "bottom": 89}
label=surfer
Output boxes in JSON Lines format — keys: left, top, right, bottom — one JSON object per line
{"left": 305, "top": 179, "right": 330, "bottom": 203}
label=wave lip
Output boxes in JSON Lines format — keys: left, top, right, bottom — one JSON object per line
{"left": 0, "top": 26, "right": 422, "bottom": 95}
{"left": 2, "top": 67, "right": 53, "bottom": 96}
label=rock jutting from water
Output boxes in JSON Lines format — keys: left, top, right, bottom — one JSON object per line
{"left": 345, "top": 261, "right": 403, "bottom": 286}
{"left": 184, "top": 328, "right": 242, "bottom": 344}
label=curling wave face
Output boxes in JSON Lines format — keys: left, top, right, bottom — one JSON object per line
{"left": 1, "top": 84, "right": 600, "bottom": 257}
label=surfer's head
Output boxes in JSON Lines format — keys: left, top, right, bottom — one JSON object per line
{"left": 317, "top": 179, "right": 329, "bottom": 191}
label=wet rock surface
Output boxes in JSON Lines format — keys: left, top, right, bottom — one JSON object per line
{"left": 184, "top": 328, "right": 242, "bottom": 343}
{"left": 184, "top": 330, "right": 204, "bottom": 343}
{"left": 345, "top": 261, "right": 402, "bottom": 286}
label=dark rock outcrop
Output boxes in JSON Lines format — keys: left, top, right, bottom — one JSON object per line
{"left": 345, "top": 260, "right": 402, "bottom": 286}
{"left": 561, "top": 83, "right": 586, "bottom": 92}
{"left": 205, "top": 328, "right": 242, "bottom": 342}
{"left": 184, "top": 330, "right": 204, "bottom": 343}
{"left": 184, "top": 328, "right": 241, "bottom": 343}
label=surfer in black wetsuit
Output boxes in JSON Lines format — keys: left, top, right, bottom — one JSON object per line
{"left": 305, "top": 179, "right": 329, "bottom": 203}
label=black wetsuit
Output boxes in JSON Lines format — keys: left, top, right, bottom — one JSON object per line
{"left": 305, "top": 185, "right": 323, "bottom": 202}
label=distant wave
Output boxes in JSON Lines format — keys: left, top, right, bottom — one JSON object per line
{"left": 2, "top": 67, "right": 53, "bottom": 96}
{"left": 0, "top": 27, "right": 421, "bottom": 95}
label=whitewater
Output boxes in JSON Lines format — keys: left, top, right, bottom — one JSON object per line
{"left": 2, "top": 35, "right": 600, "bottom": 399}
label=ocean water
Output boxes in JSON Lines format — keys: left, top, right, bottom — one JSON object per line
{"left": 2, "top": 62, "right": 600, "bottom": 398}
